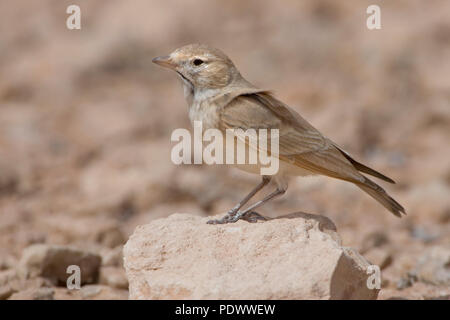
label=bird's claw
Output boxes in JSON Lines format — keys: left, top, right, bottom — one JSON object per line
{"left": 206, "top": 211, "right": 266, "bottom": 224}
{"left": 241, "top": 211, "right": 267, "bottom": 223}
{"left": 206, "top": 213, "right": 233, "bottom": 224}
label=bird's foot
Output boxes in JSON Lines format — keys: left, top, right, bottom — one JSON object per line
{"left": 207, "top": 210, "right": 266, "bottom": 224}
{"left": 206, "top": 214, "right": 231, "bottom": 224}
{"left": 206, "top": 207, "right": 238, "bottom": 224}
{"left": 241, "top": 211, "right": 267, "bottom": 223}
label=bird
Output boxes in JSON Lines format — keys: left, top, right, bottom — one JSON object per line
{"left": 152, "top": 43, "right": 405, "bottom": 224}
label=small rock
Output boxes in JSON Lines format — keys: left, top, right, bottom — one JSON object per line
{"left": 80, "top": 285, "right": 128, "bottom": 300}
{"left": 18, "top": 244, "right": 101, "bottom": 286}
{"left": 397, "top": 272, "right": 418, "bottom": 290}
{"left": 9, "top": 287, "right": 55, "bottom": 300}
{"left": 33, "top": 287, "right": 55, "bottom": 300}
{"left": 414, "top": 246, "right": 450, "bottom": 286}
{"left": 100, "top": 246, "right": 123, "bottom": 267}
{"left": 99, "top": 267, "right": 128, "bottom": 289}
{"left": 410, "top": 226, "right": 439, "bottom": 243}
{"left": 81, "top": 285, "right": 102, "bottom": 299}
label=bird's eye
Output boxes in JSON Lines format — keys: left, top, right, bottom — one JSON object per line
{"left": 193, "top": 59, "right": 204, "bottom": 66}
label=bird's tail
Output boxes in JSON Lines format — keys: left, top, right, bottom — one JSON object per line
{"left": 356, "top": 177, "right": 406, "bottom": 218}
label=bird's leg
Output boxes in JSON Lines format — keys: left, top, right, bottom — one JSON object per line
{"left": 226, "top": 176, "right": 271, "bottom": 215}
{"left": 228, "top": 187, "right": 286, "bottom": 223}
{"left": 207, "top": 176, "right": 271, "bottom": 225}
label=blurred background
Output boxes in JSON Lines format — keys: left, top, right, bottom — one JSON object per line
{"left": 0, "top": 0, "right": 449, "bottom": 299}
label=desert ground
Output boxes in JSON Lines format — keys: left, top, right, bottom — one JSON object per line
{"left": 0, "top": 0, "right": 449, "bottom": 299}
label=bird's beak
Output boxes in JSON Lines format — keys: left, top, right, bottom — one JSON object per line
{"left": 152, "top": 55, "right": 177, "bottom": 70}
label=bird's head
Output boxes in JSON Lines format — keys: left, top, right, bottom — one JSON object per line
{"left": 152, "top": 44, "right": 241, "bottom": 90}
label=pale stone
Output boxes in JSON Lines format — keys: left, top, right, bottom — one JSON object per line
{"left": 124, "top": 213, "right": 378, "bottom": 299}
{"left": 18, "top": 244, "right": 101, "bottom": 286}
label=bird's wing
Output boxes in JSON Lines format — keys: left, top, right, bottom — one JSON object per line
{"left": 219, "top": 91, "right": 366, "bottom": 184}
{"left": 219, "top": 90, "right": 404, "bottom": 217}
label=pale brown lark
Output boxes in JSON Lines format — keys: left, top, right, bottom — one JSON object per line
{"left": 153, "top": 44, "right": 406, "bottom": 224}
